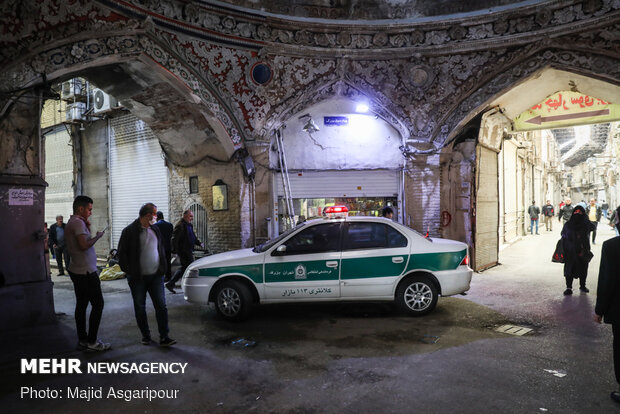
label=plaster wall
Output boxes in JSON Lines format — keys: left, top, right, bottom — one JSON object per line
{"left": 274, "top": 98, "right": 403, "bottom": 171}
{"left": 79, "top": 121, "right": 111, "bottom": 257}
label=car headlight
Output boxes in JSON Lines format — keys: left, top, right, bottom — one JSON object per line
{"left": 186, "top": 269, "right": 199, "bottom": 279}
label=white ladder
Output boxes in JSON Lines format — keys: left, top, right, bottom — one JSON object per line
{"left": 275, "top": 128, "right": 295, "bottom": 230}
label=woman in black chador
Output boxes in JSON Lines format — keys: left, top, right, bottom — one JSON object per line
{"left": 561, "top": 205, "right": 595, "bottom": 295}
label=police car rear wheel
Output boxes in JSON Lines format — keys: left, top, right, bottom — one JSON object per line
{"left": 214, "top": 280, "right": 251, "bottom": 321}
{"left": 396, "top": 276, "right": 438, "bottom": 316}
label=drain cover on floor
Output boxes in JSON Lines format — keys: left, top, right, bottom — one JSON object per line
{"left": 495, "top": 324, "right": 533, "bottom": 336}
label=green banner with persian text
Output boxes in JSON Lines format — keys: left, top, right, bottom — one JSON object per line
{"left": 513, "top": 91, "right": 620, "bottom": 131}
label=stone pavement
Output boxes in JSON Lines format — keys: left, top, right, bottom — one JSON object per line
{"left": 2, "top": 222, "right": 620, "bottom": 413}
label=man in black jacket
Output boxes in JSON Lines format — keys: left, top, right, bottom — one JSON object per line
{"left": 118, "top": 203, "right": 176, "bottom": 347}
{"left": 558, "top": 198, "right": 574, "bottom": 224}
{"left": 167, "top": 209, "right": 203, "bottom": 294}
{"left": 154, "top": 211, "right": 173, "bottom": 282}
{"left": 595, "top": 237, "right": 620, "bottom": 404}
{"left": 49, "top": 215, "right": 70, "bottom": 275}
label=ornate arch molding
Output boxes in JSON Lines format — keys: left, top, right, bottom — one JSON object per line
{"left": 0, "top": 31, "right": 246, "bottom": 155}
{"left": 93, "top": 0, "right": 619, "bottom": 57}
{"left": 433, "top": 48, "right": 620, "bottom": 149}
{"left": 264, "top": 78, "right": 411, "bottom": 142}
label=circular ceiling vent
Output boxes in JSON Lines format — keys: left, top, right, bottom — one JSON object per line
{"left": 251, "top": 63, "right": 272, "bottom": 85}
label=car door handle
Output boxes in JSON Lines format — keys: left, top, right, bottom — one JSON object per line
{"left": 392, "top": 256, "right": 404, "bottom": 263}
{"left": 326, "top": 261, "right": 339, "bottom": 268}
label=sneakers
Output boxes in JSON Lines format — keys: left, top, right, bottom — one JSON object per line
{"left": 159, "top": 337, "right": 177, "bottom": 347}
{"left": 580, "top": 287, "right": 590, "bottom": 293}
{"left": 563, "top": 288, "right": 573, "bottom": 295}
{"left": 141, "top": 336, "right": 152, "bottom": 345}
{"left": 86, "top": 339, "right": 111, "bottom": 352}
{"left": 165, "top": 283, "right": 176, "bottom": 294}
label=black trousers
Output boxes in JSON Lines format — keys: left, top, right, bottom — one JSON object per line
{"left": 168, "top": 253, "right": 194, "bottom": 286}
{"left": 613, "top": 324, "right": 620, "bottom": 385}
{"left": 69, "top": 272, "right": 104, "bottom": 343}
{"left": 565, "top": 276, "right": 587, "bottom": 289}
{"left": 163, "top": 249, "right": 172, "bottom": 281}
{"left": 591, "top": 221, "right": 598, "bottom": 243}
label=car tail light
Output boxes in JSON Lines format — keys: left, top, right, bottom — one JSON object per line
{"left": 460, "top": 255, "right": 469, "bottom": 266}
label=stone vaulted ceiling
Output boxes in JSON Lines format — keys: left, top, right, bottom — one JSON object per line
{"left": 0, "top": 0, "right": 619, "bottom": 165}
{"left": 216, "top": 0, "right": 541, "bottom": 20}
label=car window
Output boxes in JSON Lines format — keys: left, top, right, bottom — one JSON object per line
{"left": 344, "top": 222, "right": 408, "bottom": 250}
{"left": 280, "top": 223, "right": 341, "bottom": 255}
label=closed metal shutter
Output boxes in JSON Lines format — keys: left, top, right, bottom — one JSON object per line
{"left": 274, "top": 170, "right": 399, "bottom": 198}
{"left": 44, "top": 127, "right": 74, "bottom": 223}
{"left": 109, "top": 115, "right": 169, "bottom": 248}
{"left": 474, "top": 146, "right": 499, "bottom": 271}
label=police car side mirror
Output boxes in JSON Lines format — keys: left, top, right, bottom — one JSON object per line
{"left": 272, "top": 245, "right": 287, "bottom": 256}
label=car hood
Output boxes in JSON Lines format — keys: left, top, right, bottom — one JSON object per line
{"left": 188, "top": 248, "right": 260, "bottom": 270}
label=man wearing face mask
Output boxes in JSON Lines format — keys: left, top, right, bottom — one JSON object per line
{"left": 117, "top": 203, "right": 176, "bottom": 347}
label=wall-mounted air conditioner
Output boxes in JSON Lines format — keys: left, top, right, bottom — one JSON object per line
{"left": 93, "top": 89, "right": 119, "bottom": 114}
{"left": 61, "top": 79, "right": 85, "bottom": 101}
{"left": 66, "top": 102, "right": 86, "bottom": 123}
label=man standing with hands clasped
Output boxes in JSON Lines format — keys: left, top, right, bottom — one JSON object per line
{"left": 118, "top": 203, "right": 176, "bottom": 347}
{"left": 594, "top": 236, "right": 620, "bottom": 404}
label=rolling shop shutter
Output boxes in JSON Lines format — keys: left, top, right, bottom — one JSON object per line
{"left": 474, "top": 145, "right": 499, "bottom": 271}
{"left": 109, "top": 115, "right": 169, "bottom": 248}
{"left": 274, "top": 170, "right": 399, "bottom": 198}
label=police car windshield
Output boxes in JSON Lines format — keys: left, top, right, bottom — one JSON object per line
{"left": 253, "top": 223, "right": 306, "bottom": 253}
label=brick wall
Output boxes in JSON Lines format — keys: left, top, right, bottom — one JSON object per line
{"left": 168, "top": 160, "right": 244, "bottom": 253}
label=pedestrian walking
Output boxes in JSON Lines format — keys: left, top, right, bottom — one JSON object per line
{"left": 167, "top": 209, "right": 204, "bottom": 294}
{"left": 117, "top": 203, "right": 176, "bottom": 347}
{"left": 558, "top": 198, "right": 574, "bottom": 225}
{"left": 65, "top": 195, "right": 109, "bottom": 351}
{"left": 594, "top": 235, "right": 620, "bottom": 404}
{"left": 154, "top": 211, "right": 173, "bottom": 282}
{"left": 542, "top": 200, "right": 555, "bottom": 231}
{"left": 602, "top": 200, "right": 610, "bottom": 219}
{"left": 528, "top": 200, "right": 541, "bottom": 235}
{"left": 561, "top": 205, "right": 595, "bottom": 295}
{"left": 49, "top": 215, "right": 70, "bottom": 275}
{"left": 586, "top": 198, "right": 602, "bottom": 244}
{"left": 609, "top": 206, "right": 620, "bottom": 237}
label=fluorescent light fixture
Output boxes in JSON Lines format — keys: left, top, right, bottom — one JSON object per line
{"left": 356, "top": 103, "right": 369, "bottom": 113}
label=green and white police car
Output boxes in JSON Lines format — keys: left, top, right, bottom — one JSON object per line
{"left": 182, "top": 206, "right": 472, "bottom": 321}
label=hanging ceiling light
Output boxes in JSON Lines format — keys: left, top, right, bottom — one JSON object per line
{"left": 302, "top": 118, "right": 320, "bottom": 133}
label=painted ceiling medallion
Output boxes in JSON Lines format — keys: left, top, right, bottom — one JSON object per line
{"left": 409, "top": 65, "right": 434, "bottom": 89}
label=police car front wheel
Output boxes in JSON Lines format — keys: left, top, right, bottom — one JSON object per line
{"left": 214, "top": 280, "right": 252, "bottom": 321}
{"left": 396, "top": 276, "right": 438, "bottom": 316}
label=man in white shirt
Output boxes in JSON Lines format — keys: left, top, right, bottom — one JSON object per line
{"left": 118, "top": 203, "right": 176, "bottom": 347}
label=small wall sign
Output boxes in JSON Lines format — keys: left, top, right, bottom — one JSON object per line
{"left": 9, "top": 189, "right": 34, "bottom": 205}
{"left": 324, "top": 116, "right": 349, "bottom": 126}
